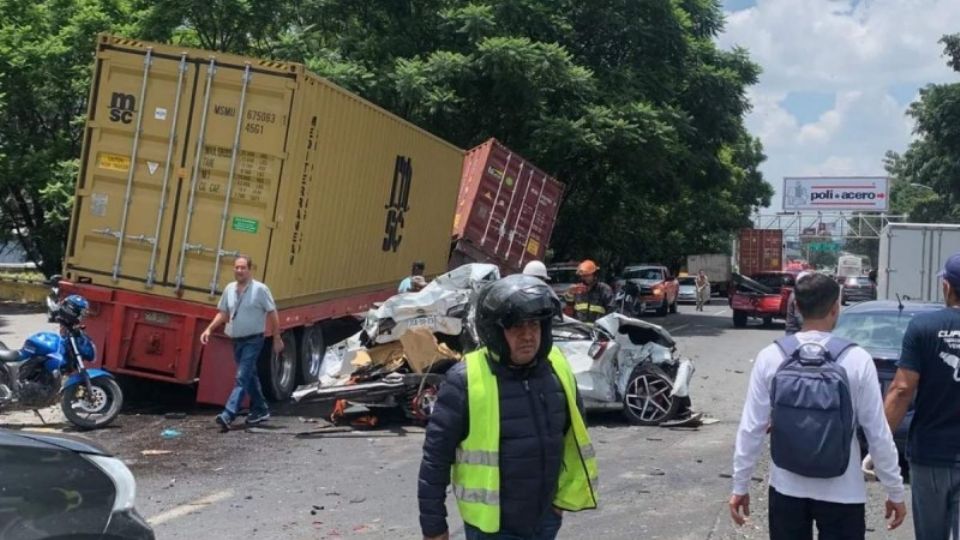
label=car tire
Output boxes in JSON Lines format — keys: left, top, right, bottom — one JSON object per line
{"left": 656, "top": 300, "right": 669, "bottom": 317}
{"left": 669, "top": 299, "right": 678, "bottom": 314}
{"left": 733, "top": 310, "right": 748, "bottom": 328}
{"left": 260, "top": 331, "right": 298, "bottom": 401}
{"left": 622, "top": 364, "right": 680, "bottom": 426}
{"left": 298, "top": 325, "right": 325, "bottom": 385}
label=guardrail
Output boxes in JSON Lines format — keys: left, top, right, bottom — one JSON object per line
{"left": 0, "top": 275, "right": 49, "bottom": 304}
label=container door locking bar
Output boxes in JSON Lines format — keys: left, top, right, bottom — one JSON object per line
{"left": 145, "top": 53, "right": 188, "bottom": 288}
{"left": 175, "top": 58, "right": 217, "bottom": 291}
{"left": 110, "top": 48, "right": 153, "bottom": 281}
{"left": 209, "top": 63, "right": 252, "bottom": 296}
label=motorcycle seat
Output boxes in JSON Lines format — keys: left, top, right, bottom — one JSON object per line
{"left": 0, "top": 349, "right": 21, "bottom": 362}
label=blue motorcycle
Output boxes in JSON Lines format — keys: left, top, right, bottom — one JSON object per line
{"left": 0, "top": 295, "right": 123, "bottom": 429}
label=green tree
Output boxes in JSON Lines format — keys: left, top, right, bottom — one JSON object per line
{"left": 885, "top": 33, "right": 960, "bottom": 224}
{"left": 0, "top": 0, "right": 144, "bottom": 276}
{"left": 3, "top": 0, "right": 771, "bottom": 275}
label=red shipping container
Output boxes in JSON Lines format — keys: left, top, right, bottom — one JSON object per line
{"left": 738, "top": 228, "right": 783, "bottom": 275}
{"left": 451, "top": 139, "right": 565, "bottom": 274}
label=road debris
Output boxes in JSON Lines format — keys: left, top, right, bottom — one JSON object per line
{"left": 141, "top": 449, "right": 173, "bottom": 456}
{"left": 160, "top": 428, "right": 183, "bottom": 439}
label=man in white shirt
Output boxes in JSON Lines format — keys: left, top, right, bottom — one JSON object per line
{"left": 729, "top": 272, "right": 906, "bottom": 538}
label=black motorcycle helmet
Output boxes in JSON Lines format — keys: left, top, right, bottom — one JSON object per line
{"left": 474, "top": 274, "right": 561, "bottom": 363}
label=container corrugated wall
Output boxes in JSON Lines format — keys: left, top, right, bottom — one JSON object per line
{"left": 738, "top": 229, "right": 783, "bottom": 275}
{"left": 65, "top": 35, "right": 463, "bottom": 308}
{"left": 452, "top": 139, "right": 564, "bottom": 274}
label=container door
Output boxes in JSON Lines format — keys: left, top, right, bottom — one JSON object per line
{"left": 69, "top": 48, "right": 195, "bottom": 287}
{"left": 166, "top": 61, "right": 294, "bottom": 297}
{"left": 498, "top": 171, "right": 562, "bottom": 270}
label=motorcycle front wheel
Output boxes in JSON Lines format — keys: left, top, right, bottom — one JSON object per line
{"left": 61, "top": 377, "right": 124, "bottom": 429}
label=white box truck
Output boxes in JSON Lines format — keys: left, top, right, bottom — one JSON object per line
{"left": 878, "top": 223, "right": 960, "bottom": 302}
{"left": 686, "top": 253, "right": 732, "bottom": 296}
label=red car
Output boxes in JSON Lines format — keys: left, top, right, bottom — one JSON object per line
{"left": 729, "top": 271, "right": 797, "bottom": 328}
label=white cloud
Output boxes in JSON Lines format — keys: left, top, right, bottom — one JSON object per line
{"left": 719, "top": 0, "right": 960, "bottom": 210}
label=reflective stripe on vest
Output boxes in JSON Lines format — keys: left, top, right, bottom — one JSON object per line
{"left": 451, "top": 347, "right": 599, "bottom": 533}
{"left": 453, "top": 484, "right": 500, "bottom": 505}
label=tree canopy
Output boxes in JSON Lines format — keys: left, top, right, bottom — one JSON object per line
{"left": 0, "top": 0, "right": 771, "bottom": 276}
{"left": 885, "top": 33, "right": 960, "bottom": 224}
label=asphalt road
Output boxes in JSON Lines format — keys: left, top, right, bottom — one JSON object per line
{"left": 0, "top": 302, "right": 914, "bottom": 539}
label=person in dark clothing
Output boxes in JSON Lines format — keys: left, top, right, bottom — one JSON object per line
{"left": 418, "top": 275, "right": 598, "bottom": 540}
{"left": 886, "top": 252, "right": 960, "bottom": 540}
{"left": 564, "top": 259, "right": 614, "bottom": 323}
{"left": 784, "top": 271, "right": 813, "bottom": 335}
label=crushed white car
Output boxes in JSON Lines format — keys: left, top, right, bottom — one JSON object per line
{"left": 297, "top": 264, "right": 696, "bottom": 427}
{"left": 554, "top": 313, "right": 695, "bottom": 425}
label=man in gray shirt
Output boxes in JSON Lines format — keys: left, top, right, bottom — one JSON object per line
{"left": 201, "top": 255, "right": 283, "bottom": 429}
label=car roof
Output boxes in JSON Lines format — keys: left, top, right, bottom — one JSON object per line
{"left": 0, "top": 428, "right": 110, "bottom": 455}
{"left": 842, "top": 300, "right": 943, "bottom": 314}
{"left": 624, "top": 264, "right": 663, "bottom": 270}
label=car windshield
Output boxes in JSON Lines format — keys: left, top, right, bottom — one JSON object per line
{"left": 833, "top": 311, "right": 917, "bottom": 352}
{"left": 548, "top": 269, "right": 579, "bottom": 284}
{"left": 624, "top": 268, "right": 663, "bottom": 280}
{"left": 678, "top": 277, "right": 696, "bottom": 285}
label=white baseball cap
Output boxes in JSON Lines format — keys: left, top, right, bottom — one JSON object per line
{"left": 522, "top": 260, "right": 550, "bottom": 280}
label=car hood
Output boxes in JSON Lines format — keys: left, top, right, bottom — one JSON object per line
{"left": 863, "top": 347, "right": 901, "bottom": 365}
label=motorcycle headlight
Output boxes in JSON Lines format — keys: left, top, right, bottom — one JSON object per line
{"left": 86, "top": 455, "right": 137, "bottom": 512}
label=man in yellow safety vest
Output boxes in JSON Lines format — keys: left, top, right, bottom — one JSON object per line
{"left": 418, "top": 274, "right": 599, "bottom": 539}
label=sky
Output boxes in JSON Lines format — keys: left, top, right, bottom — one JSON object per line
{"left": 717, "top": 0, "right": 960, "bottom": 212}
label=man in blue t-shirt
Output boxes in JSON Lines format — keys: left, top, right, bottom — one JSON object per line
{"left": 886, "top": 252, "right": 960, "bottom": 540}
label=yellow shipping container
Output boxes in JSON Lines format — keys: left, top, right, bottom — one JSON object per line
{"left": 65, "top": 35, "right": 463, "bottom": 308}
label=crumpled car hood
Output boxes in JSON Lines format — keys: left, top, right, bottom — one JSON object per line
{"left": 363, "top": 263, "right": 500, "bottom": 344}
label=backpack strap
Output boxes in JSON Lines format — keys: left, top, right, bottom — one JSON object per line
{"left": 774, "top": 335, "right": 801, "bottom": 359}
{"left": 824, "top": 337, "right": 855, "bottom": 363}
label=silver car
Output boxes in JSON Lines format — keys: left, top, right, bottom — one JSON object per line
{"left": 677, "top": 276, "right": 698, "bottom": 303}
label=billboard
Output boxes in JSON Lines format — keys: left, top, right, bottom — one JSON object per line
{"left": 782, "top": 177, "right": 889, "bottom": 212}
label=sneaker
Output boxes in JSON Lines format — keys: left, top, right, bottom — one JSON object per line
{"left": 245, "top": 411, "right": 271, "bottom": 425}
{"left": 215, "top": 415, "right": 231, "bottom": 432}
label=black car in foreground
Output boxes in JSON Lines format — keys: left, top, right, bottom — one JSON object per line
{"left": 0, "top": 429, "right": 154, "bottom": 539}
{"left": 833, "top": 300, "right": 943, "bottom": 462}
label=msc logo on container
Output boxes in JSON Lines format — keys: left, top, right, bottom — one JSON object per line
{"left": 108, "top": 92, "right": 136, "bottom": 124}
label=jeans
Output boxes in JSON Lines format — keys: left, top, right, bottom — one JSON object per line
{"left": 221, "top": 334, "right": 268, "bottom": 421}
{"left": 768, "top": 486, "right": 865, "bottom": 540}
{"left": 910, "top": 462, "right": 960, "bottom": 540}
{"left": 464, "top": 509, "right": 562, "bottom": 540}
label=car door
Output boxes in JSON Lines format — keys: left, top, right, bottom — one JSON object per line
{"left": 0, "top": 432, "right": 115, "bottom": 538}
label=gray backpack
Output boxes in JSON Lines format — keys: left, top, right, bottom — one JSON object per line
{"left": 771, "top": 335, "right": 855, "bottom": 478}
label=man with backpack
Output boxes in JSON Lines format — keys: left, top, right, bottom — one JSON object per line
{"left": 729, "top": 273, "right": 906, "bottom": 538}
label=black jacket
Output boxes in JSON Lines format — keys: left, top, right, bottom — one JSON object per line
{"left": 417, "top": 353, "right": 578, "bottom": 537}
